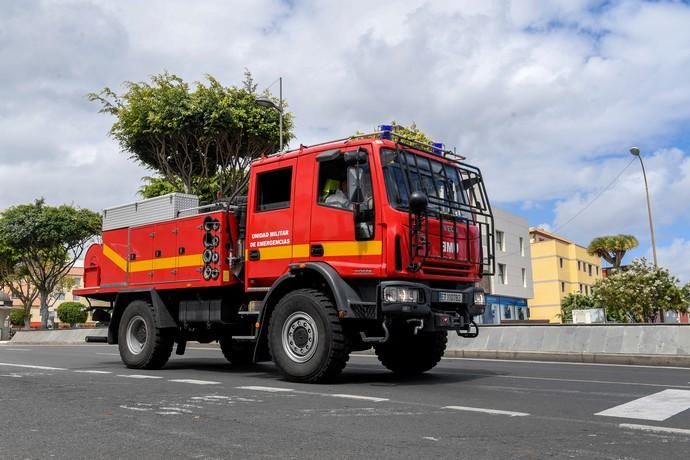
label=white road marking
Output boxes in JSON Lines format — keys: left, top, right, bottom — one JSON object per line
{"left": 620, "top": 423, "right": 690, "bottom": 436}
{"left": 423, "top": 436, "right": 439, "bottom": 442}
{"left": 596, "top": 389, "right": 690, "bottom": 421}
{"left": 0, "top": 373, "right": 23, "bottom": 378}
{"left": 117, "top": 374, "right": 163, "bottom": 379}
{"left": 0, "top": 362, "right": 66, "bottom": 371}
{"left": 237, "top": 385, "right": 294, "bottom": 392}
{"left": 120, "top": 405, "right": 152, "bottom": 412}
{"left": 330, "top": 394, "right": 389, "bottom": 402}
{"left": 74, "top": 370, "right": 112, "bottom": 374}
{"left": 4, "top": 348, "right": 31, "bottom": 351}
{"left": 96, "top": 352, "right": 120, "bottom": 356}
{"left": 443, "top": 405, "right": 529, "bottom": 417}
{"left": 169, "top": 379, "right": 221, "bottom": 385}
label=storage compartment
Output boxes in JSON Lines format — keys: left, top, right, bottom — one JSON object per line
{"left": 102, "top": 193, "right": 199, "bottom": 231}
{"left": 179, "top": 299, "right": 232, "bottom": 324}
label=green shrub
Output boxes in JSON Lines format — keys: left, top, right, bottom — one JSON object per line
{"left": 57, "top": 302, "right": 87, "bottom": 326}
{"left": 9, "top": 309, "right": 27, "bottom": 326}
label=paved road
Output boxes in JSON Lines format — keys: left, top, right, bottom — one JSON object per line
{"left": 1, "top": 345, "right": 689, "bottom": 459}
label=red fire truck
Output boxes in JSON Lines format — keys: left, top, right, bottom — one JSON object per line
{"left": 75, "top": 126, "right": 495, "bottom": 383}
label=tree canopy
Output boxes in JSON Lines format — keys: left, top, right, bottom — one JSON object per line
{"left": 0, "top": 243, "right": 38, "bottom": 329}
{"left": 0, "top": 199, "right": 101, "bottom": 328}
{"left": 587, "top": 234, "right": 639, "bottom": 269}
{"left": 89, "top": 70, "right": 293, "bottom": 200}
{"left": 592, "top": 258, "right": 688, "bottom": 323}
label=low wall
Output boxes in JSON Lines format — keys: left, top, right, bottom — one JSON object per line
{"left": 8, "top": 328, "right": 108, "bottom": 345}
{"left": 446, "top": 324, "right": 690, "bottom": 367}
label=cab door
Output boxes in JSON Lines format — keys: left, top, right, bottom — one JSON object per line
{"left": 245, "top": 160, "right": 296, "bottom": 289}
{"left": 309, "top": 147, "right": 383, "bottom": 277}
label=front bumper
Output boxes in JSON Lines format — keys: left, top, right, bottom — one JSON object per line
{"left": 378, "top": 281, "right": 485, "bottom": 332}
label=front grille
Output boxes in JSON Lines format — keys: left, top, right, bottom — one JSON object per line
{"left": 351, "top": 303, "right": 378, "bottom": 320}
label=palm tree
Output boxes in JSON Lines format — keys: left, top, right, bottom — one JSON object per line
{"left": 587, "top": 235, "right": 639, "bottom": 269}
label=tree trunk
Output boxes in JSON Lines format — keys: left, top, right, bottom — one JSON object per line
{"left": 39, "top": 289, "right": 49, "bottom": 329}
{"left": 23, "top": 314, "right": 31, "bottom": 330}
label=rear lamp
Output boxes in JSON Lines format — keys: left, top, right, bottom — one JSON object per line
{"left": 383, "top": 286, "right": 421, "bottom": 304}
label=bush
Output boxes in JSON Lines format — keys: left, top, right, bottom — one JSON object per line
{"left": 9, "top": 309, "right": 27, "bottom": 326}
{"left": 57, "top": 302, "right": 87, "bottom": 326}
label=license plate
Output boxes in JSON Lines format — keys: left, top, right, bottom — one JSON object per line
{"left": 438, "top": 291, "right": 463, "bottom": 303}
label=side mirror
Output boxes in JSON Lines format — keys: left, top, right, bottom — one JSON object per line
{"left": 409, "top": 191, "right": 428, "bottom": 214}
{"left": 344, "top": 149, "right": 368, "bottom": 166}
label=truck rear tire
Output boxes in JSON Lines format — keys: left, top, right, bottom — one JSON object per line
{"left": 118, "top": 300, "right": 174, "bottom": 369}
{"left": 219, "top": 337, "right": 254, "bottom": 366}
{"left": 268, "top": 289, "right": 349, "bottom": 383}
{"left": 374, "top": 330, "right": 447, "bottom": 376}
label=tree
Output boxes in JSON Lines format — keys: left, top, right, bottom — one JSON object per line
{"left": 47, "top": 276, "right": 77, "bottom": 310}
{"left": 0, "top": 200, "right": 101, "bottom": 328}
{"left": 0, "top": 244, "right": 39, "bottom": 329}
{"left": 56, "top": 301, "right": 87, "bottom": 327}
{"left": 587, "top": 234, "right": 639, "bottom": 269}
{"left": 559, "top": 293, "right": 596, "bottom": 323}
{"left": 592, "top": 258, "right": 689, "bottom": 323}
{"left": 89, "top": 71, "right": 293, "bottom": 200}
{"left": 8, "top": 309, "right": 27, "bottom": 327}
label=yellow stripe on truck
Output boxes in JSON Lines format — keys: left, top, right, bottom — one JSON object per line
{"left": 254, "top": 241, "right": 382, "bottom": 261}
{"left": 103, "top": 244, "right": 203, "bottom": 273}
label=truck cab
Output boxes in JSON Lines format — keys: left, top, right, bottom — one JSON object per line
{"left": 75, "top": 127, "right": 494, "bottom": 383}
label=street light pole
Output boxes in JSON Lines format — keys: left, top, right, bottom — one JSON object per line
{"left": 629, "top": 147, "right": 658, "bottom": 268}
{"left": 255, "top": 77, "right": 284, "bottom": 151}
{"left": 278, "top": 77, "right": 283, "bottom": 152}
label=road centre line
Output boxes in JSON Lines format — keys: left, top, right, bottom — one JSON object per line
{"left": 0, "top": 362, "right": 66, "bottom": 371}
{"left": 237, "top": 386, "right": 295, "bottom": 392}
{"left": 169, "top": 379, "right": 221, "bottom": 385}
{"left": 619, "top": 423, "right": 690, "bottom": 436}
{"left": 330, "top": 394, "right": 389, "bottom": 402}
{"left": 443, "top": 405, "right": 529, "bottom": 417}
{"left": 117, "top": 374, "right": 163, "bottom": 379}
{"left": 74, "top": 370, "right": 112, "bottom": 374}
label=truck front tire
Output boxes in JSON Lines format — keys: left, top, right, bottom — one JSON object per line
{"left": 118, "top": 300, "right": 174, "bottom": 369}
{"left": 374, "top": 329, "right": 447, "bottom": 376}
{"left": 268, "top": 289, "right": 349, "bottom": 383}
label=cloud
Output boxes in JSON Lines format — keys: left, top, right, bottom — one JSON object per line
{"left": 657, "top": 239, "right": 690, "bottom": 284}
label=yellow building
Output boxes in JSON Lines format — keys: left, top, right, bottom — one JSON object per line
{"left": 528, "top": 228, "right": 603, "bottom": 323}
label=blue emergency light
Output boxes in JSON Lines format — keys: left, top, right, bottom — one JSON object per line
{"left": 432, "top": 142, "right": 443, "bottom": 155}
{"left": 379, "top": 124, "right": 393, "bottom": 140}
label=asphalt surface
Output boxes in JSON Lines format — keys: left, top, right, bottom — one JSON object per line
{"left": 1, "top": 345, "right": 689, "bottom": 459}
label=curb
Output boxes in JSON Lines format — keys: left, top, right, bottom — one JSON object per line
{"left": 443, "top": 350, "right": 690, "bottom": 367}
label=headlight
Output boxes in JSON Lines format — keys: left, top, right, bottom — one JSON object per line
{"left": 473, "top": 292, "right": 486, "bottom": 305}
{"left": 383, "top": 286, "right": 421, "bottom": 303}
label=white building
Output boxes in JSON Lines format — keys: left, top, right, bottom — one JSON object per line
{"left": 478, "top": 208, "right": 534, "bottom": 324}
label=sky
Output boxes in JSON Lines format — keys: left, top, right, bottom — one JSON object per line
{"left": 0, "top": 0, "right": 689, "bottom": 282}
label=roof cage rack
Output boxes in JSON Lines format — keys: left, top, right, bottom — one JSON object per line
{"left": 261, "top": 128, "right": 467, "bottom": 162}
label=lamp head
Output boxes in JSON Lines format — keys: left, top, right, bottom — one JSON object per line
{"left": 629, "top": 147, "right": 641, "bottom": 156}
{"left": 255, "top": 97, "right": 280, "bottom": 111}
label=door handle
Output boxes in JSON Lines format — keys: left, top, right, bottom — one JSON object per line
{"left": 249, "top": 250, "right": 260, "bottom": 261}
{"left": 310, "top": 244, "right": 324, "bottom": 257}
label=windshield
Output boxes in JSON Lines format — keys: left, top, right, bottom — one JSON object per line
{"left": 380, "top": 148, "right": 470, "bottom": 219}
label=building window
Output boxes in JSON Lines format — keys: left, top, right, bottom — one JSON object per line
{"left": 588, "top": 264, "right": 592, "bottom": 276}
{"left": 596, "top": 266, "right": 599, "bottom": 276}
{"left": 255, "top": 167, "right": 292, "bottom": 211}
{"left": 498, "top": 263, "right": 507, "bottom": 284}
{"left": 72, "top": 295, "right": 80, "bottom": 301}
{"left": 579, "top": 283, "right": 583, "bottom": 293}
{"left": 561, "top": 281, "right": 565, "bottom": 293}
{"left": 519, "top": 237, "right": 524, "bottom": 256}
{"left": 577, "top": 261, "right": 581, "bottom": 270}
{"left": 521, "top": 268, "right": 526, "bottom": 287}
{"left": 496, "top": 231, "right": 505, "bottom": 251}
{"left": 559, "top": 258, "right": 563, "bottom": 268}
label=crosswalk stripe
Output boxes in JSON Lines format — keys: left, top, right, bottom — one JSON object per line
{"left": 596, "top": 389, "right": 690, "bottom": 421}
